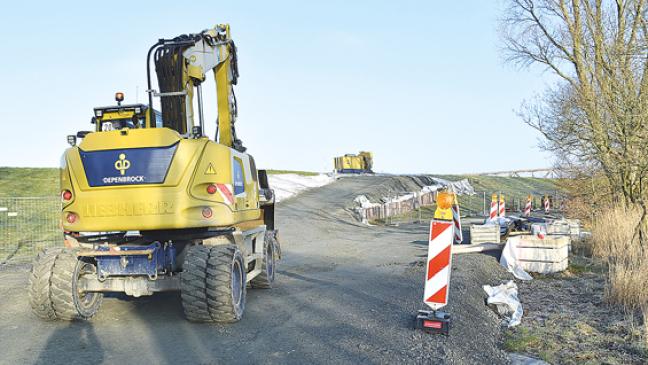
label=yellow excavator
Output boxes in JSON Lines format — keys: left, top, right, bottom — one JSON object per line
{"left": 29, "top": 24, "right": 279, "bottom": 323}
{"left": 334, "top": 151, "right": 373, "bottom": 174}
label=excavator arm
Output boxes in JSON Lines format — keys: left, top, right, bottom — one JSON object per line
{"left": 147, "top": 24, "right": 244, "bottom": 150}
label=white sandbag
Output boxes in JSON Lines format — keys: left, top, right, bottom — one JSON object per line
{"left": 483, "top": 281, "right": 523, "bottom": 327}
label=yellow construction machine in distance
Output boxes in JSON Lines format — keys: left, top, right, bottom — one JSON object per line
{"left": 30, "top": 24, "right": 279, "bottom": 323}
{"left": 334, "top": 151, "right": 373, "bottom": 174}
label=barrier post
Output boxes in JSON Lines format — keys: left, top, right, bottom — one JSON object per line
{"left": 415, "top": 191, "right": 454, "bottom": 335}
{"left": 489, "top": 194, "right": 498, "bottom": 220}
{"left": 524, "top": 195, "right": 532, "bottom": 217}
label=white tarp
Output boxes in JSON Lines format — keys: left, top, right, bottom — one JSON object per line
{"left": 500, "top": 238, "right": 533, "bottom": 281}
{"left": 268, "top": 174, "right": 334, "bottom": 202}
{"left": 483, "top": 281, "right": 524, "bottom": 327}
{"left": 421, "top": 178, "right": 476, "bottom": 196}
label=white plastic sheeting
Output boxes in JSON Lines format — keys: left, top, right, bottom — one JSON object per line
{"left": 483, "top": 281, "right": 524, "bottom": 327}
{"left": 500, "top": 238, "right": 534, "bottom": 281}
{"left": 268, "top": 174, "right": 334, "bottom": 202}
{"left": 421, "top": 178, "right": 476, "bottom": 196}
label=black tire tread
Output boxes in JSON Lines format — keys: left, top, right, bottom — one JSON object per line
{"left": 180, "top": 245, "right": 213, "bottom": 322}
{"left": 50, "top": 250, "right": 102, "bottom": 320}
{"left": 206, "top": 245, "right": 246, "bottom": 323}
{"left": 28, "top": 248, "right": 63, "bottom": 320}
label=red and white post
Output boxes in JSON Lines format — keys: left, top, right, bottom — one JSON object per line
{"left": 544, "top": 195, "right": 550, "bottom": 213}
{"left": 451, "top": 197, "right": 463, "bottom": 244}
{"left": 416, "top": 192, "right": 454, "bottom": 335}
{"left": 489, "top": 194, "right": 498, "bottom": 221}
{"left": 499, "top": 194, "right": 506, "bottom": 217}
{"left": 523, "top": 195, "right": 532, "bottom": 217}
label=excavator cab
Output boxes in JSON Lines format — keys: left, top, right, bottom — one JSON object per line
{"left": 92, "top": 93, "right": 163, "bottom": 131}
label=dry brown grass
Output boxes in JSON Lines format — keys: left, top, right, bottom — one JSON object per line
{"left": 591, "top": 205, "right": 648, "bottom": 342}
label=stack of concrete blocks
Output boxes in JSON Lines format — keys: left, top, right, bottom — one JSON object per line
{"left": 469, "top": 224, "right": 500, "bottom": 244}
{"left": 509, "top": 235, "right": 570, "bottom": 274}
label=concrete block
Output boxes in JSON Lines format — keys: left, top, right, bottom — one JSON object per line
{"left": 470, "top": 225, "right": 500, "bottom": 244}
{"left": 509, "top": 235, "right": 570, "bottom": 274}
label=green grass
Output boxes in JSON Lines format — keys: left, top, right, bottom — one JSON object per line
{"left": 0, "top": 167, "right": 59, "bottom": 197}
{"left": 503, "top": 327, "right": 543, "bottom": 352}
{"left": 266, "top": 169, "right": 320, "bottom": 176}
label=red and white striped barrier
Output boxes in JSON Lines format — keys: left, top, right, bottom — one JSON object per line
{"left": 489, "top": 194, "right": 498, "bottom": 220}
{"left": 499, "top": 194, "right": 505, "bottom": 217}
{"left": 523, "top": 195, "right": 532, "bottom": 217}
{"left": 544, "top": 196, "right": 550, "bottom": 213}
{"left": 452, "top": 200, "right": 463, "bottom": 244}
{"left": 424, "top": 218, "right": 453, "bottom": 310}
{"left": 416, "top": 192, "right": 454, "bottom": 335}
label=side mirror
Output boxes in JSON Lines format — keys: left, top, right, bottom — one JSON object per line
{"left": 91, "top": 117, "right": 97, "bottom": 124}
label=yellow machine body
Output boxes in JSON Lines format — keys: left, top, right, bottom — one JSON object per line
{"left": 61, "top": 128, "right": 262, "bottom": 232}
{"left": 61, "top": 24, "right": 266, "bottom": 235}
{"left": 333, "top": 151, "right": 373, "bottom": 173}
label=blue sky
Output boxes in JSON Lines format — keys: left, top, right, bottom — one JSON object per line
{"left": 0, "top": 1, "right": 554, "bottom": 174}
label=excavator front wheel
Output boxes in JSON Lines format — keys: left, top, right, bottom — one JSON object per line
{"left": 250, "top": 237, "right": 276, "bottom": 289}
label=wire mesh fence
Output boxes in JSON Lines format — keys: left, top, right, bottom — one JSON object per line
{"left": 356, "top": 190, "right": 566, "bottom": 225}
{"left": 0, "top": 197, "right": 62, "bottom": 264}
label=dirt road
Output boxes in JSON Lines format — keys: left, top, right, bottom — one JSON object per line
{"left": 0, "top": 176, "right": 512, "bottom": 364}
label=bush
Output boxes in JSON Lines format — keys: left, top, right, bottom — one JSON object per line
{"left": 591, "top": 205, "right": 648, "bottom": 342}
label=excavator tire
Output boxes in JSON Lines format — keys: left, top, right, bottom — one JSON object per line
{"left": 250, "top": 236, "right": 276, "bottom": 289}
{"left": 29, "top": 248, "right": 63, "bottom": 320}
{"left": 50, "top": 250, "right": 103, "bottom": 320}
{"left": 181, "top": 245, "right": 214, "bottom": 322}
{"left": 206, "top": 244, "right": 246, "bottom": 322}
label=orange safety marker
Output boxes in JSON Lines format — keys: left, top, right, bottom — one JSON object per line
{"left": 489, "top": 194, "right": 498, "bottom": 220}
{"left": 415, "top": 191, "right": 454, "bottom": 335}
{"left": 499, "top": 194, "right": 505, "bottom": 217}
{"left": 523, "top": 195, "right": 532, "bottom": 217}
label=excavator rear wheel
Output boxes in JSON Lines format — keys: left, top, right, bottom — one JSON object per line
{"left": 50, "top": 250, "right": 103, "bottom": 320}
{"left": 29, "top": 248, "right": 63, "bottom": 320}
{"left": 180, "top": 245, "right": 214, "bottom": 322}
{"left": 206, "top": 245, "right": 246, "bottom": 322}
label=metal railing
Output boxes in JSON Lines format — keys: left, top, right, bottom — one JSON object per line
{"left": 0, "top": 197, "right": 62, "bottom": 264}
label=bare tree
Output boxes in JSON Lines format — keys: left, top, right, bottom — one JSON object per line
{"left": 502, "top": 0, "right": 648, "bottom": 208}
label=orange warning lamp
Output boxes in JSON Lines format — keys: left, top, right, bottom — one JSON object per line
{"left": 434, "top": 192, "right": 454, "bottom": 220}
{"left": 436, "top": 192, "right": 454, "bottom": 210}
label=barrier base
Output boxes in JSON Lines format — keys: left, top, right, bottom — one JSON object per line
{"left": 415, "top": 310, "right": 450, "bottom": 335}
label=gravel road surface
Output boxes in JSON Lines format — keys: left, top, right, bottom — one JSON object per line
{"left": 0, "top": 176, "right": 512, "bottom": 364}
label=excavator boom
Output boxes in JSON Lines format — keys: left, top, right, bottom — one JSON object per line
{"left": 147, "top": 24, "right": 243, "bottom": 150}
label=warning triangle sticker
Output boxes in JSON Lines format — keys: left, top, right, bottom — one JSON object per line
{"left": 205, "top": 163, "right": 217, "bottom": 175}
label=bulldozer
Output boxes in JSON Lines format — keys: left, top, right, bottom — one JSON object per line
{"left": 334, "top": 151, "right": 373, "bottom": 174}
{"left": 29, "top": 24, "right": 279, "bottom": 323}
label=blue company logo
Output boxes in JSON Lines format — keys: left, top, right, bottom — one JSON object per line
{"left": 80, "top": 144, "right": 177, "bottom": 187}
